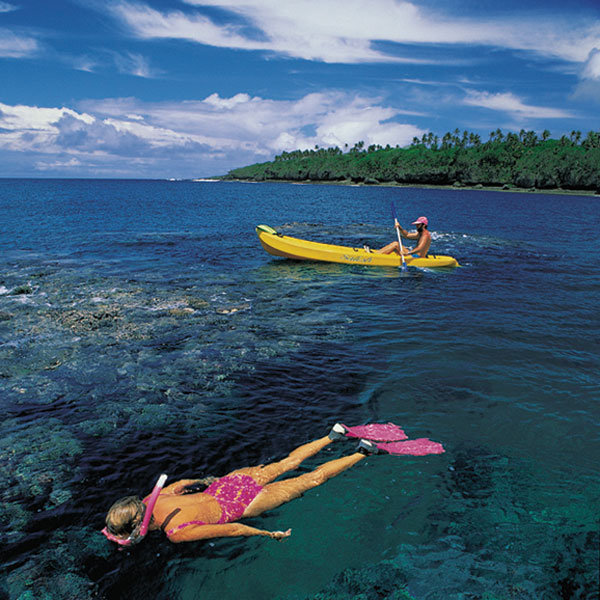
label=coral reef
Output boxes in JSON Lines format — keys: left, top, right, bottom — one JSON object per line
{"left": 2, "top": 527, "right": 110, "bottom": 600}
{"left": 0, "top": 419, "right": 82, "bottom": 544}
{"left": 295, "top": 562, "right": 415, "bottom": 600}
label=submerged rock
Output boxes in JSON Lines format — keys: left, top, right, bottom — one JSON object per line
{"left": 411, "top": 444, "right": 600, "bottom": 599}
{"left": 215, "top": 303, "right": 251, "bottom": 315}
{"left": 185, "top": 296, "right": 210, "bottom": 309}
{"left": 169, "top": 307, "right": 195, "bottom": 316}
{"left": 50, "top": 306, "right": 121, "bottom": 332}
{"left": 0, "top": 419, "right": 82, "bottom": 543}
{"left": 297, "top": 562, "right": 414, "bottom": 600}
{"left": 0, "top": 500, "right": 30, "bottom": 544}
{"left": 2, "top": 527, "right": 110, "bottom": 600}
{"left": 11, "top": 285, "right": 32, "bottom": 295}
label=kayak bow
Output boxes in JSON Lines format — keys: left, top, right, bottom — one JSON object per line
{"left": 256, "top": 225, "right": 459, "bottom": 268}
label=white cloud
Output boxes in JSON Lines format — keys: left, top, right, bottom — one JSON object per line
{"left": 204, "top": 93, "right": 253, "bottom": 109}
{"left": 68, "top": 50, "right": 157, "bottom": 77}
{"left": 72, "top": 56, "right": 97, "bottom": 72}
{"left": 582, "top": 48, "right": 600, "bottom": 80}
{"left": 0, "top": 28, "right": 39, "bottom": 58}
{"left": 571, "top": 48, "right": 600, "bottom": 100}
{"left": 107, "top": 0, "right": 600, "bottom": 65}
{"left": 113, "top": 51, "right": 157, "bottom": 78}
{"left": 0, "top": 2, "right": 17, "bottom": 13}
{"left": 0, "top": 103, "right": 94, "bottom": 132}
{"left": 35, "top": 158, "right": 82, "bottom": 171}
{"left": 82, "top": 92, "right": 425, "bottom": 151}
{"left": 0, "top": 92, "right": 425, "bottom": 176}
{"left": 463, "top": 91, "right": 574, "bottom": 119}
{"left": 313, "top": 103, "right": 422, "bottom": 149}
{"left": 108, "top": 1, "right": 397, "bottom": 63}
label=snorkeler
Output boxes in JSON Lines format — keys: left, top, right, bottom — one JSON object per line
{"left": 103, "top": 423, "right": 444, "bottom": 545}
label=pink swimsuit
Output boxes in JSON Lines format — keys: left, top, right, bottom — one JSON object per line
{"left": 165, "top": 474, "right": 263, "bottom": 537}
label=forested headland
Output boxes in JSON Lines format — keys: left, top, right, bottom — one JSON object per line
{"left": 225, "top": 129, "right": 600, "bottom": 193}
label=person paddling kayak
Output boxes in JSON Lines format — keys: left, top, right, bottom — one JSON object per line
{"left": 375, "top": 216, "right": 431, "bottom": 257}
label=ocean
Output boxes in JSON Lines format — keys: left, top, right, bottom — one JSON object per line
{"left": 0, "top": 179, "right": 598, "bottom": 600}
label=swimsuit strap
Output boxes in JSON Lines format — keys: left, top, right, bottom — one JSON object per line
{"left": 160, "top": 508, "right": 181, "bottom": 533}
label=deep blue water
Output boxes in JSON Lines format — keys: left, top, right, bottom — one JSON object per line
{"left": 0, "top": 179, "right": 598, "bottom": 600}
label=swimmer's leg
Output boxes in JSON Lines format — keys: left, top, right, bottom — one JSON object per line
{"left": 242, "top": 451, "right": 366, "bottom": 517}
{"left": 229, "top": 436, "right": 334, "bottom": 486}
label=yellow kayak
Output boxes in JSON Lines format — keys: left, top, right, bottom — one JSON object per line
{"left": 256, "top": 225, "right": 459, "bottom": 268}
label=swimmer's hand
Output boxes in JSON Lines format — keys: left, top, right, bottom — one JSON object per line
{"left": 269, "top": 529, "right": 292, "bottom": 540}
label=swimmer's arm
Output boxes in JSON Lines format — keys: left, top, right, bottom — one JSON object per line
{"left": 168, "top": 523, "right": 292, "bottom": 543}
{"left": 162, "top": 479, "right": 207, "bottom": 494}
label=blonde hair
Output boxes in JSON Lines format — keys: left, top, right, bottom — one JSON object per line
{"left": 105, "top": 496, "right": 145, "bottom": 536}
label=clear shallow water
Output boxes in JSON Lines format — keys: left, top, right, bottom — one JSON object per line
{"left": 0, "top": 180, "right": 598, "bottom": 600}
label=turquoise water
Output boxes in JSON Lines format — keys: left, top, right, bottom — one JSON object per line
{"left": 0, "top": 180, "right": 598, "bottom": 599}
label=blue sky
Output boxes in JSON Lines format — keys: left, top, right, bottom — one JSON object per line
{"left": 1, "top": 0, "right": 600, "bottom": 178}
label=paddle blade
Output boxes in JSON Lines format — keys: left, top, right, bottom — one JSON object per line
{"left": 342, "top": 422, "right": 408, "bottom": 442}
{"left": 376, "top": 438, "right": 445, "bottom": 456}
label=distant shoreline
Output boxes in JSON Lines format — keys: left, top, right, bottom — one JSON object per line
{"left": 219, "top": 177, "right": 600, "bottom": 197}
{"left": 222, "top": 132, "right": 600, "bottom": 197}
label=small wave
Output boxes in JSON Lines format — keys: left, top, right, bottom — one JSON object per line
{"left": 146, "top": 300, "right": 191, "bottom": 312}
{"left": 279, "top": 222, "right": 325, "bottom": 229}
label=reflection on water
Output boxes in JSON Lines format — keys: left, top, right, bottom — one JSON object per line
{"left": 253, "top": 259, "right": 414, "bottom": 281}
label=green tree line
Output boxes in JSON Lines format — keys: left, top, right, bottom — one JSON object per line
{"left": 225, "top": 129, "right": 600, "bottom": 192}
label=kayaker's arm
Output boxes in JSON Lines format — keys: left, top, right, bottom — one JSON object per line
{"left": 395, "top": 220, "right": 418, "bottom": 240}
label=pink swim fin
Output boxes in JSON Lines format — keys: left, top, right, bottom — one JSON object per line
{"left": 341, "top": 422, "right": 408, "bottom": 442}
{"left": 376, "top": 438, "right": 445, "bottom": 456}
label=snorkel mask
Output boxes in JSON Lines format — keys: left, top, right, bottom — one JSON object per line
{"left": 102, "top": 474, "right": 167, "bottom": 547}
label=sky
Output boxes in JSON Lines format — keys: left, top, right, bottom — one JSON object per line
{"left": 1, "top": 0, "right": 600, "bottom": 178}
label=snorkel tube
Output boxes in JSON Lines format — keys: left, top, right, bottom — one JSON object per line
{"left": 102, "top": 473, "right": 168, "bottom": 547}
